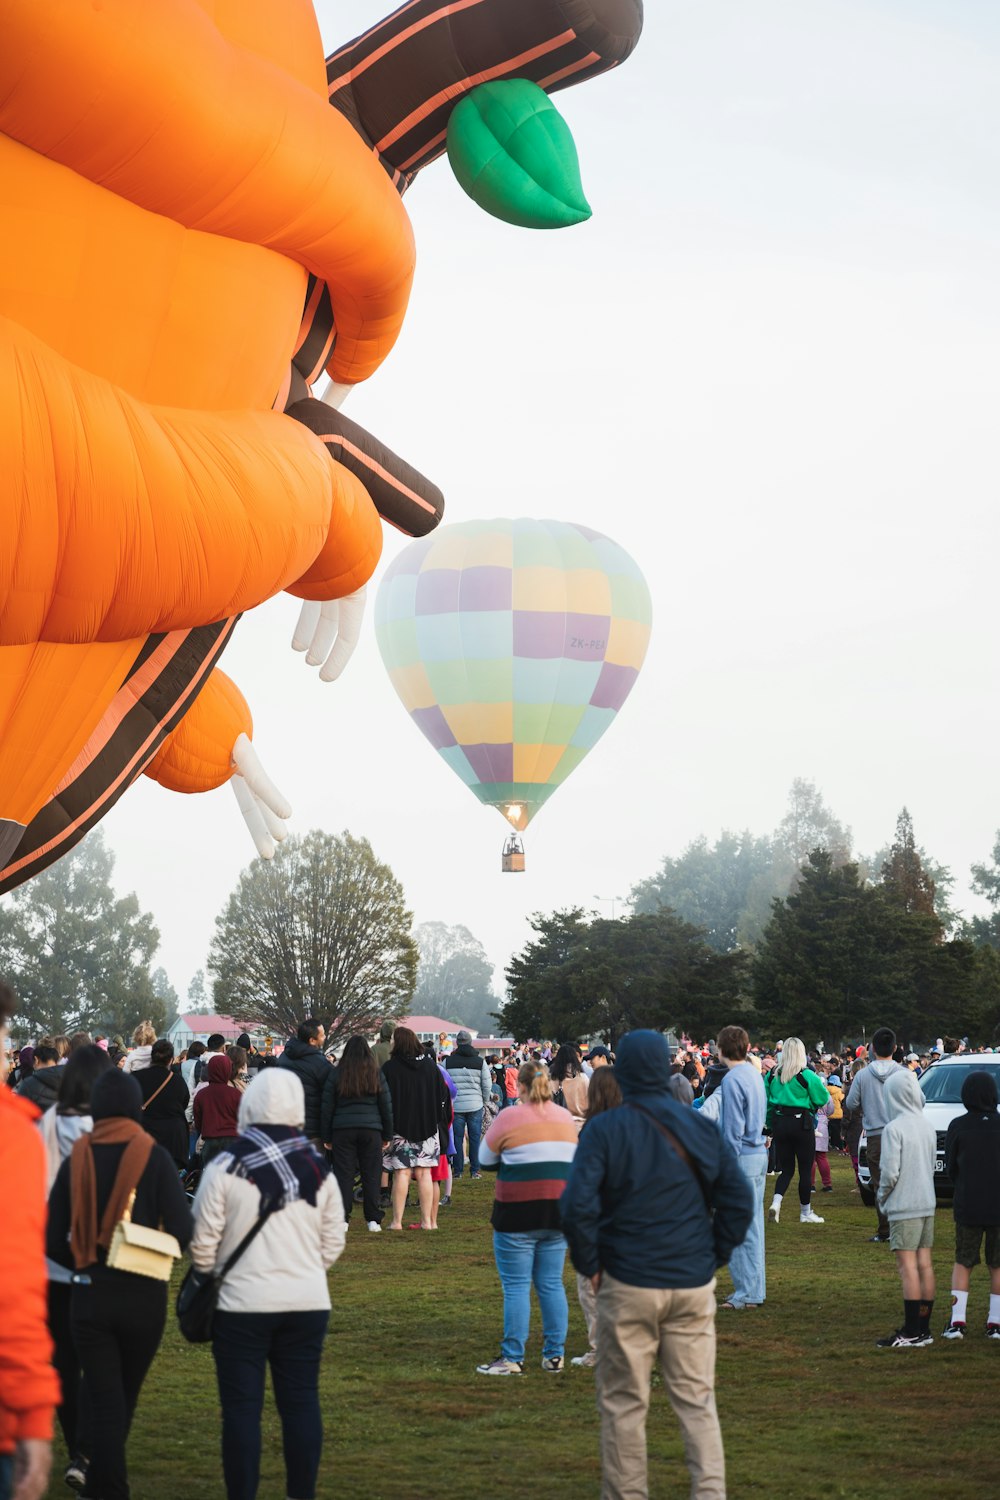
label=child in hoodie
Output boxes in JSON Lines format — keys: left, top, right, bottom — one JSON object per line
{"left": 825, "top": 1073, "right": 845, "bottom": 1152}
{"left": 192, "top": 1053, "right": 240, "bottom": 1166}
{"left": 942, "top": 1070, "right": 1000, "bottom": 1341}
{"left": 874, "top": 1069, "right": 937, "bottom": 1348}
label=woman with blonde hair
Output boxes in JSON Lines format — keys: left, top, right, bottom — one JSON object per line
{"left": 476, "top": 1062, "right": 578, "bottom": 1375}
{"left": 764, "top": 1037, "right": 832, "bottom": 1225}
{"left": 121, "top": 1020, "right": 156, "bottom": 1074}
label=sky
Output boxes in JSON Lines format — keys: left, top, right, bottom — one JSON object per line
{"left": 97, "top": 0, "right": 1000, "bottom": 1005}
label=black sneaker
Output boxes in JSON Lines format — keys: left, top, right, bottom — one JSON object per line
{"left": 942, "top": 1321, "right": 966, "bottom": 1340}
{"left": 875, "top": 1329, "right": 930, "bottom": 1349}
{"left": 821, "top": 1185, "right": 834, "bottom": 1193}
{"left": 987, "top": 1323, "right": 1000, "bottom": 1341}
{"left": 867, "top": 1234, "right": 890, "bottom": 1243}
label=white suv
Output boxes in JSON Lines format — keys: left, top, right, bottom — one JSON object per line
{"left": 919, "top": 1053, "right": 1000, "bottom": 1196}
{"left": 856, "top": 1053, "right": 1000, "bottom": 1202}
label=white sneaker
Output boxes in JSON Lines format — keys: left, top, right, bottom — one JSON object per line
{"left": 571, "top": 1351, "right": 597, "bottom": 1368}
{"left": 367, "top": 1220, "right": 382, "bottom": 1233}
{"left": 476, "top": 1357, "right": 523, "bottom": 1376}
{"left": 800, "top": 1206, "right": 824, "bottom": 1224}
{"left": 768, "top": 1199, "right": 781, "bottom": 1223}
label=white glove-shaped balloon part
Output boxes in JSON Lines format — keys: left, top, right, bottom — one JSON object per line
{"left": 230, "top": 732, "right": 292, "bottom": 859}
{"left": 291, "top": 588, "right": 366, "bottom": 682}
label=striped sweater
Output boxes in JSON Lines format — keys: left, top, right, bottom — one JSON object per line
{"left": 479, "top": 1102, "right": 578, "bottom": 1233}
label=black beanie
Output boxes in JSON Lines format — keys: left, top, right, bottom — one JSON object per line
{"left": 236, "top": 1033, "right": 252, "bottom": 1050}
{"left": 91, "top": 1069, "right": 143, "bottom": 1122}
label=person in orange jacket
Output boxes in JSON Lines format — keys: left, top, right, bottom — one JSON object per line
{"left": 0, "top": 982, "right": 60, "bottom": 1500}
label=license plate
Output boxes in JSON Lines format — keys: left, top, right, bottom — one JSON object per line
{"left": 935, "top": 1156, "right": 944, "bottom": 1174}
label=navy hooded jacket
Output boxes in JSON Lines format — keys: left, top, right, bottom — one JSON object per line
{"left": 560, "top": 1030, "right": 754, "bottom": 1289}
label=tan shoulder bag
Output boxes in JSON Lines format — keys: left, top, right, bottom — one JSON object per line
{"left": 107, "top": 1188, "right": 182, "bottom": 1281}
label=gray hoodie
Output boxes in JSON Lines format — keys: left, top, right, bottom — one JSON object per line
{"left": 876, "top": 1070, "right": 936, "bottom": 1222}
{"left": 844, "top": 1056, "right": 903, "bottom": 1137}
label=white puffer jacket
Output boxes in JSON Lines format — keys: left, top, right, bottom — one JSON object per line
{"left": 189, "top": 1069, "right": 345, "bottom": 1313}
{"left": 190, "top": 1167, "right": 345, "bottom": 1313}
{"left": 121, "top": 1045, "right": 153, "bottom": 1074}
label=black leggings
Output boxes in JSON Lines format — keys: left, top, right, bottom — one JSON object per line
{"left": 773, "top": 1117, "right": 816, "bottom": 1205}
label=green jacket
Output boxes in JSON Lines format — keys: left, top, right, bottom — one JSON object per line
{"left": 764, "top": 1068, "right": 831, "bottom": 1132}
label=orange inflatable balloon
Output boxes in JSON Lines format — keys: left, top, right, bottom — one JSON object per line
{"left": 0, "top": 0, "right": 643, "bottom": 884}
{"left": 0, "top": 0, "right": 410, "bottom": 869}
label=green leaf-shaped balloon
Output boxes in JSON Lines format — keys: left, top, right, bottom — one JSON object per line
{"left": 446, "top": 79, "right": 592, "bottom": 230}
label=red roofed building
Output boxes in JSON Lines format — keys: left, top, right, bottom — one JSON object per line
{"left": 402, "top": 1015, "right": 467, "bottom": 1042}
{"left": 399, "top": 1016, "right": 512, "bottom": 1052}
{"left": 166, "top": 1013, "right": 268, "bottom": 1049}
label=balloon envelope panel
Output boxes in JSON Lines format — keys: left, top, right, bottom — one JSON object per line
{"left": 374, "top": 519, "right": 651, "bottom": 829}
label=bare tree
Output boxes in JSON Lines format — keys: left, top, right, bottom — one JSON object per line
{"left": 208, "top": 830, "right": 417, "bottom": 1041}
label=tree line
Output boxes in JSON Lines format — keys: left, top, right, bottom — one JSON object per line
{"left": 0, "top": 827, "right": 497, "bottom": 1041}
{"left": 5, "top": 779, "right": 1000, "bottom": 1046}
{"left": 497, "top": 791, "right": 1000, "bottom": 1046}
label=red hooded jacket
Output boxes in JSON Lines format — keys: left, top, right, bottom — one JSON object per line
{"left": 193, "top": 1054, "right": 240, "bottom": 1139}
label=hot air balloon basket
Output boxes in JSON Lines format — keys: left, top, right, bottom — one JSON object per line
{"left": 502, "top": 834, "right": 525, "bottom": 873}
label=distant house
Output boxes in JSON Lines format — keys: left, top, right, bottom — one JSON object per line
{"left": 401, "top": 1015, "right": 470, "bottom": 1044}
{"left": 166, "top": 1013, "right": 268, "bottom": 1051}
{"left": 397, "top": 1015, "right": 513, "bottom": 1051}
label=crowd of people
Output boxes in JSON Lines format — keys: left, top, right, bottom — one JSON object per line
{"left": 2, "top": 992, "right": 999, "bottom": 1500}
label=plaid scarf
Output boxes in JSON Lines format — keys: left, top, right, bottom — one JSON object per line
{"left": 216, "top": 1124, "right": 329, "bottom": 1210}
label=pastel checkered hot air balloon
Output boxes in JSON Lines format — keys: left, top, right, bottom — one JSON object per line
{"left": 374, "top": 519, "right": 651, "bottom": 859}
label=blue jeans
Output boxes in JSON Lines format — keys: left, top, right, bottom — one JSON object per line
{"left": 452, "top": 1108, "right": 483, "bottom": 1176}
{"left": 213, "top": 1309, "right": 329, "bottom": 1499}
{"left": 727, "top": 1150, "right": 767, "bottom": 1306}
{"left": 0, "top": 1454, "right": 11, "bottom": 1500}
{"left": 493, "top": 1229, "right": 568, "bottom": 1362}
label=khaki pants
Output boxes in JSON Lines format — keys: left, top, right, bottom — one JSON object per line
{"left": 595, "top": 1274, "right": 724, "bottom": 1500}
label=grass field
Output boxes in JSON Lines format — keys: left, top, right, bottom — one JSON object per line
{"left": 48, "top": 1155, "right": 997, "bottom": 1499}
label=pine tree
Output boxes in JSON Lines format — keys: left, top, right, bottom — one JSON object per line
{"left": 881, "top": 808, "right": 938, "bottom": 921}
{"left": 186, "top": 970, "right": 207, "bottom": 1012}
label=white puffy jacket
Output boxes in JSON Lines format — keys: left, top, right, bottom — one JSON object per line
{"left": 190, "top": 1163, "right": 345, "bottom": 1313}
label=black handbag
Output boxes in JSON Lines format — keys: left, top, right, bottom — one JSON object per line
{"left": 176, "top": 1206, "right": 274, "bottom": 1343}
